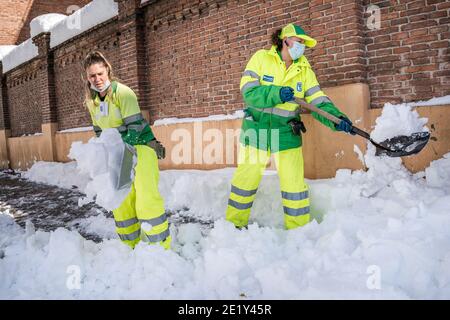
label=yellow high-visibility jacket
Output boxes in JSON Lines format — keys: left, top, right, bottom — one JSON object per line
{"left": 240, "top": 45, "right": 347, "bottom": 152}
{"left": 87, "top": 81, "right": 155, "bottom": 145}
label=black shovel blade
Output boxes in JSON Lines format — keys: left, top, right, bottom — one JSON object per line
{"left": 374, "top": 131, "right": 430, "bottom": 157}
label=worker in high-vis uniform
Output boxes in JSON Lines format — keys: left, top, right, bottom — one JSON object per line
{"left": 83, "top": 51, "right": 170, "bottom": 249}
{"left": 226, "top": 23, "right": 355, "bottom": 230}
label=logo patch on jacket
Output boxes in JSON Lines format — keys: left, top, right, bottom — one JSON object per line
{"left": 262, "top": 75, "right": 274, "bottom": 82}
{"left": 297, "top": 82, "right": 303, "bottom": 92}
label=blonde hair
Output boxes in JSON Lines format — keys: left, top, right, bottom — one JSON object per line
{"left": 82, "top": 51, "right": 116, "bottom": 109}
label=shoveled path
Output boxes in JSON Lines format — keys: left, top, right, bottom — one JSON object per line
{"left": 0, "top": 170, "right": 212, "bottom": 243}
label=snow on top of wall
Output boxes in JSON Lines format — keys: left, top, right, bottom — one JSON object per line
{"left": 0, "top": 45, "right": 16, "bottom": 61}
{"left": 30, "top": 13, "right": 67, "bottom": 38}
{"left": 408, "top": 95, "right": 450, "bottom": 107}
{"left": 50, "top": 0, "right": 118, "bottom": 48}
{"left": 0, "top": 0, "right": 118, "bottom": 72}
{"left": 57, "top": 126, "right": 94, "bottom": 134}
{"left": 153, "top": 110, "right": 245, "bottom": 126}
{"left": 1, "top": 39, "right": 38, "bottom": 73}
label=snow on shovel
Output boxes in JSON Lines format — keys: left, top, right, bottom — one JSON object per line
{"left": 293, "top": 98, "right": 430, "bottom": 157}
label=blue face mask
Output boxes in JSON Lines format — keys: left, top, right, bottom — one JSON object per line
{"left": 288, "top": 41, "right": 306, "bottom": 60}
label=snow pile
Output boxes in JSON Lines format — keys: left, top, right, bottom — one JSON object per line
{"left": 30, "top": 14, "right": 67, "bottom": 38}
{"left": 1, "top": 39, "right": 38, "bottom": 73}
{"left": 22, "top": 161, "right": 90, "bottom": 191}
{"left": 153, "top": 110, "right": 244, "bottom": 126}
{"left": 2, "top": 152, "right": 450, "bottom": 298}
{"left": 68, "top": 128, "right": 132, "bottom": 211}
{"left": 2, "top": 100, "right": 450, "bottom": 299}
{"left": 370, "top": 103, "right": 429, "bottom": 143}
{"left": 69, "top": 211, "right": 118, "bottom": 240}
{"left": 425, "top": 153, "right": 450, "bottom": 189}
{"left": 50, "top": 0, "right": 118, "bottom": 48}
{"left": 1, "top": 153, "right": 450, "bottom": 300}
{"left": 160, "top": 169, "right": 285, "bottom": 225}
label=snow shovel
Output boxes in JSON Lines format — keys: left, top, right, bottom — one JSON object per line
{"left": 293, "top": 98, "right": 430, "bottom": 157}
{"left": 115, "top": 143, "right": 136, "bottom": 190}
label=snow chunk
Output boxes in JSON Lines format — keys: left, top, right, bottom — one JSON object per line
{"left": 425, "top": 152, "right": 450, "bottom": 190}
{"left": 70, "top": 213, "right": 118, "bottom": 240}
{"left": 177, "top": 223, "right": 203, "bottom": 245}
{"left": 68, "top": 128, "right": 133, "bottom": 211}
{"left": 353, "top": 144, "right": 365, "bottom": 166}
{"left": 370, "top": 103, "right": 428, "bottom": 143}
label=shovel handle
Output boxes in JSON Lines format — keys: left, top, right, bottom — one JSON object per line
{"left": 293, "top": 98, "right": 371, "bottom": 140}
{"left": 294, "top": 98, "right": 342, "bottom": 124}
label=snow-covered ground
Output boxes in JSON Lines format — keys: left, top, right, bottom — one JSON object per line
{"left": 1, "top": 104, "right": 449, "bottom": 299}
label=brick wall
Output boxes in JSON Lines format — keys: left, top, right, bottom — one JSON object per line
{"left": 310, "top": 0, "right": 368, "bottom": 87}
{"left": 1, "top": 0, "right": 449, "bottom": 137}
{"left": 145, "top": 0, "right": 313, "bottom": 121}
{"left": 0, "top": 0, "right": 30, "bottom": 45}
{"left": 143, "top": 0, "right": 448, "bottom": 120}
{"left": 54, "top": 19, "right": 120, "bottom": 131}
{"left": 5, "top": 59, "right": 42, "bottom": 136}
{"left": 365, "top": 0, "right": 450, "bottom": 108}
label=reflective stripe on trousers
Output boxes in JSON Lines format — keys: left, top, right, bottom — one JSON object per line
{"left": 227, "top": 185, "right": 258, "bottom": 210}
{"left": 226, "top": 145, "right": 311, "bottom": 229}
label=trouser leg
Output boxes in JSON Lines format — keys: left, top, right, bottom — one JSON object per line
{"left": 226, "top": 145, "right": 270, "bottom": 228}
{"left": 274, "top": 147, "right": 311, "bottom": 229}
{"left": 112, "top": 184, "right": 141, "bottom": 248}
{"left": 134, "top": 145, "right": 171, "bottom": 250}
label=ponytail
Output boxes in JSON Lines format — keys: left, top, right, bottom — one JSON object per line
{"left": 271, "top": 29, "right": 283, "bottom": 51}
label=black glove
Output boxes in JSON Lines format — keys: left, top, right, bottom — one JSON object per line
{"left": 335, "top": 116, "right": 356, "bottom": 135}
{"left": 148, "top": 139, "right": 166, "bottom": 159}
{"left": 288, "top": 119, "right": 307, "bottom": 136}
